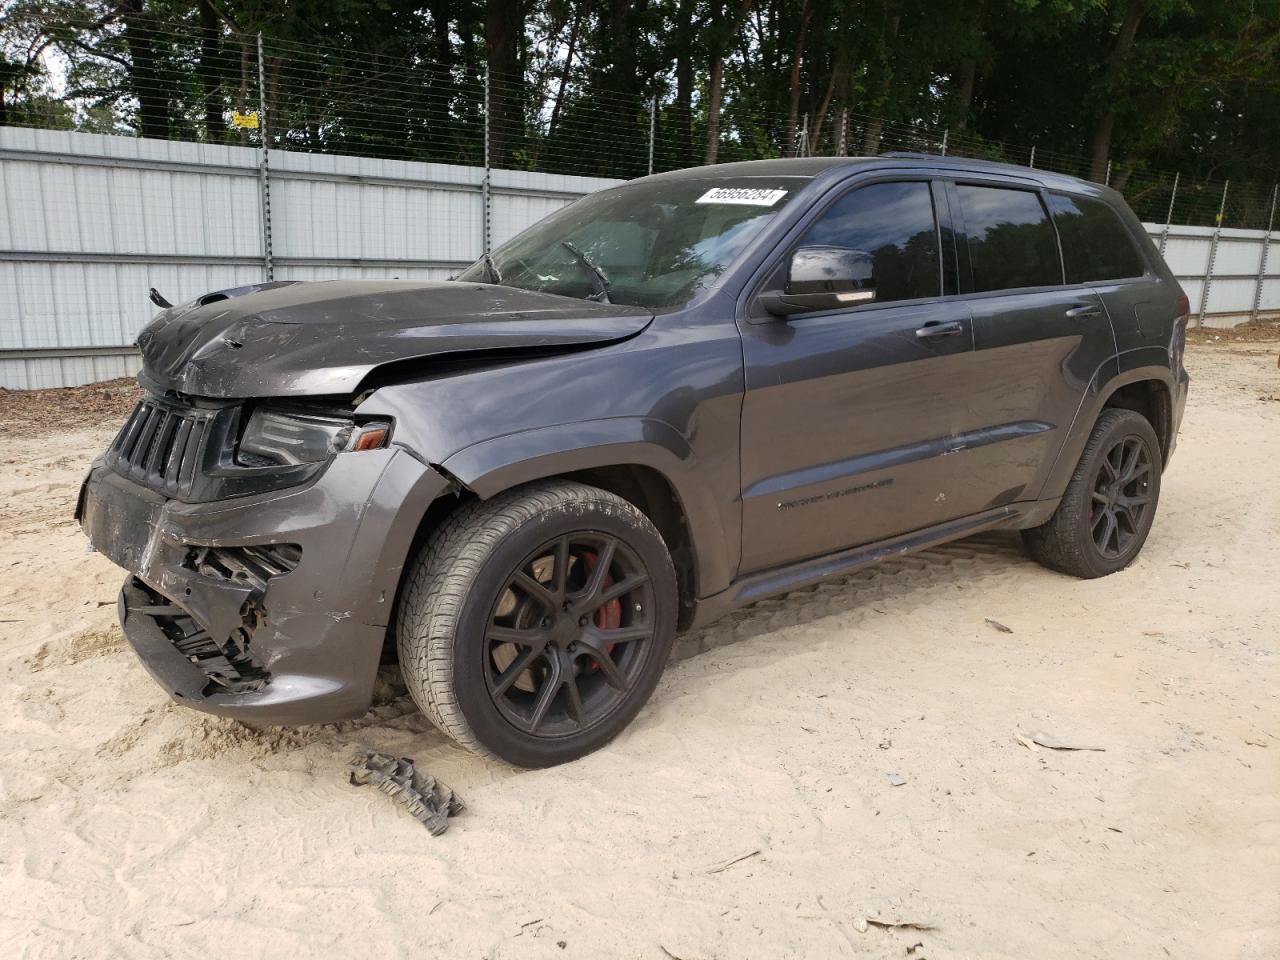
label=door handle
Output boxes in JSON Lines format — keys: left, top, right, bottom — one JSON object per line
{"left": 915, "top": 320, "right": 964, "bottom": 339}
{"left": 1065, "top": 304, "right": 1102, "bottom": 319}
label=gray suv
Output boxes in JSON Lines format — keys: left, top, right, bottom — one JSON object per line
{"left": 77, "top": 155, "right": 1189, "bottom": 767}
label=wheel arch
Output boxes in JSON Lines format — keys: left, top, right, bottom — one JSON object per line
{"left": 1102, "top": 377, "right": 1173, "bottom": 462}
{"left": 435, "top": 418, "right": 734, "bottom": 628}
{"left": 1038, "top": 361, "right": 1176, "bottom": 502}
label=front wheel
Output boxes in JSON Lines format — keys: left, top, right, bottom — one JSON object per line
{"left": 396, "top": 480, "right": 678, "bottom": 767}
{"left": 1022, "top": 408, "right": 1162, "bottom": 578}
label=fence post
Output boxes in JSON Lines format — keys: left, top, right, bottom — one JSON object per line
{"left": 1159, "top": 171, "right": 1179, "bottom": 256}
{"left": 798, "top": 112, "right": 808, "bottom": 157}
{"left": 1104, "top": 159, "right": 1112, "bottom": 186}
{"left": 648, "top": 96, "right": 656, "bottom": 176}
{"left": 256, "top": 32, "right": 273, "bottom": 282}
{"left": 940, "top": 128, "right": 948, "bottom": 157}
{"left": 1198, "top": 180, "right": 1229, "bottom": 327}
{"left": 838, "top": 109, "right": 847, "bottom": 156}
{"left": 1251, "top": 183, "right": 1278, "bottom": 323}
{"left": 482, "top": 65, "right": 491, "bottom": 257}
{"left": 1028, "top": 145, "right": 1035, "bottom": 169}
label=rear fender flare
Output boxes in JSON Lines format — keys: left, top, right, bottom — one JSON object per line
{"left": 1036, "top": 354, "right": 1175, "bottom": 501}
{"left": 440, "top": 418, "right": 733, "bottom": 597}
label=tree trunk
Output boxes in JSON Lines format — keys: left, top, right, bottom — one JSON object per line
{"left": 954, "top": 58, "right": 976, "bottom": 131}
{"left": 704, "top": 0, "right": 754, "bottom": 165}
{"left": 1110, "top": 154, "right": 1139, "bottom": 191}
{"left": 429, "top": 0, "right": 454, "bottom": 71}
{"left": 486, "top": 0, "right": 525, "bottom": 168}
{"left": 673, "top": 0, "right": 696, "bottom": 166}
{"left": 705, "top": 54, "right": 724, "bottom": 164}
{"left": 810, "top": 46, "right": 848, "bottom": 151}
{"left": 1088, "top": 0, "right": 1146, "bottom": 182}
{"left": 119, "top": 0, "right": 167, "bottom": 139}
{"left": 861, "top": 117, "right": 883, "bottom": 155}
{"left": 196, "top": 0, "right": 226, "bottom": 141}
{"left": 783, "top": 0, "right": 813, "bottom": 157}
{"left": 859, "top": 12, "right": 899, "bottom": 155}
{"left": 675, "top": 52, "right": 692, "bottom": 166}
{"left": 546, "top": 5, "right": 580, "bottom": 139}
{"left": 602, "top": 0, "right": 644, "bottom": 97}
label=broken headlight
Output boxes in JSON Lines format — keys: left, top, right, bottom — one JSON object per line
{"left": 238, "top": 409, "right": 390, "bottom": 466}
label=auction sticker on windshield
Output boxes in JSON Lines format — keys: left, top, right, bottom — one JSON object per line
{"left": 695, "top": 187, "right": 789, "bottom": 206}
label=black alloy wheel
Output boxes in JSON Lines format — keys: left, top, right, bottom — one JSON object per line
{"left": 1089, "top": 435, "right": 1154, "bottom": 560}
{"left": 1021, "top": 408, "right": 1163, "bottom": 579}
{"left": 396, "top": 480, "right": 678, "bottom": 767}
{"left": 485, "top": 532, "right": 657, "bottom": 738}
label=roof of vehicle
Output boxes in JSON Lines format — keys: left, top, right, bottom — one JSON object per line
{"left": 646, "top": 153, "right": 1109, "bottom": 197}
{"left": 647, "top": 157, "right": 875, "bottom": 180}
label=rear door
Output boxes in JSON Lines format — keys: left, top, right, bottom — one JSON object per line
{"left": 949, "top": 180, "right": 1116, "bottom": 507}
{"left": 1045, "top": 190, "right": 1160, "bottom": 355}
{"left": 737, "top": 177, "right": 997, "bottom": 574}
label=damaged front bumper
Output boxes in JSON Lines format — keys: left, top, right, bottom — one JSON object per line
{"left": 78, "top": 447, "right": 451, "bottom": 726}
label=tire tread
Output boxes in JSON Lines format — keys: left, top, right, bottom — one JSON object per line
{"left": 396, "top": 480, "right": 670, "bottom": 760}
{"left": 1022, "top": 408, "right": 1160, "bottom": 578}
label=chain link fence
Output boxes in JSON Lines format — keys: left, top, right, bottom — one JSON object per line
{"left": 12, "top": 26, "right": 1278, "bottom": 232}
{"left": 2, "top": 25, "right": 1277, "bottom": 369}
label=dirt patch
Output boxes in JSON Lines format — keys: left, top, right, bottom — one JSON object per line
{"left": 1, "top": 343, "right": 1277, "bottom": 959}
{"left": 1188, "top": 318, "right": 1280, "bottom": 345}
{"left": 26, "top": 625, "right": 125, "bottom": 672}
{"left": 0, "top": 378, "right": 140, "bottom": 439}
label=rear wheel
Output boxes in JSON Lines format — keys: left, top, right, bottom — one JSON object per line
{"left": 1022, "top": 408, "right": 1162, "bottom": 578}
{"left": 396, "top": 480, "right": 677, "bottom": 767}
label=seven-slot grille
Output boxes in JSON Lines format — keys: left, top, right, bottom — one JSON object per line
{"left": 106, "top": 398, "right": 215, "bottom": 498}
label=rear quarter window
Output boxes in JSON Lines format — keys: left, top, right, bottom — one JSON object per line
{"left": 1048, "top": 193, "right": 1146, "bottom": 283}
{"left": 955, "top": 184, "right": 1063, "bottom": 292}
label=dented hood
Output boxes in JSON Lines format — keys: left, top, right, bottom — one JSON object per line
{"left": 135, "top": 279, "right": 654, "bottom": 398}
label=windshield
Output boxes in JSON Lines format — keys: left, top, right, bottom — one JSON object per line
{"left": 458, "top": 177, "right": 808, "bottom": 309}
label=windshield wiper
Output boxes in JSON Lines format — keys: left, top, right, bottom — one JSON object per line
{"left": 479, "top": 252, "right": 503, "bottom": 285}
{"left": 560, "top": 241, "right": 612, "bottom": 303}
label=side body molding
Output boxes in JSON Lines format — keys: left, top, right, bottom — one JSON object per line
{"left": 441, "top": 417, "right": 734, "bottom": 597}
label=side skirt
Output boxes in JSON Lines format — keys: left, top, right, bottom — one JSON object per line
{"left": 686, "top": 499, "right": 1058, "bottom": 630}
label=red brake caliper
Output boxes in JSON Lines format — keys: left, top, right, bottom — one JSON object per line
{"left": 581, "top": 551, "right": 621, "bottom": 669}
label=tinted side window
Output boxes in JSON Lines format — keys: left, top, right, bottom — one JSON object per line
{"left": 956, "top": 185, "right": 1062, "bottom": 292}
{"left": 1048, "top": 193, "right": 1145, "bottom": 283}
{"left": 800, "top": 181, "right": 940, "bottom": 303}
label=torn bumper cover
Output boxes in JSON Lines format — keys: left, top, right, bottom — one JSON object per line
{"left": 78, "top": 447, "right": 451, "bottom": 726}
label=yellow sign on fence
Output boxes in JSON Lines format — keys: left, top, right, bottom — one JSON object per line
{"left": 231, "top": 111, "right": 260, "bottom": 130}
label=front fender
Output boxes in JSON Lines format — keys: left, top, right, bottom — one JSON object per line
{"left": 440, "top": 417, "right": 735, "bottom": 597}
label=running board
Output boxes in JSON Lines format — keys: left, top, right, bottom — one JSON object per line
{"left": 690, "top": 504, "right": 1038, "bottom": 629}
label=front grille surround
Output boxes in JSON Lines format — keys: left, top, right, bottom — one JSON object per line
{"left": 103, "top": 395, "right": 329, "bottom": 503}
{"left": 105, "top": 397, "right": 224, "bottom": 499}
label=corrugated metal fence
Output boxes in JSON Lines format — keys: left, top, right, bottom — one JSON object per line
{"left": 0, "top": 128, "right": 620, "bottom": 389}
{"left": 1, "top": 128, "right": 1276, "bottom": 390}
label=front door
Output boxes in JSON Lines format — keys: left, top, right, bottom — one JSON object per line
{"left": 737, "top": 178, "right": 997, "bottom": 575}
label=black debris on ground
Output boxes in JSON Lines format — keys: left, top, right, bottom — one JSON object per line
{"left": 348, "top": 751, "right": 464, "bottom": 835}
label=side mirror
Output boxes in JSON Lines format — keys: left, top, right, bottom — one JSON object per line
{"left": 761, "top": 245, "right": 876, "bottom": 317}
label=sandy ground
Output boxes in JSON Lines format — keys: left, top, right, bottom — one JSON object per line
{"left": 2, "top": 342, "right": 1277, "bottom": 960}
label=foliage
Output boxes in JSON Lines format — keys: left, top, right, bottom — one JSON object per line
{"left": 2, "top": 0, "right": 1278, "bottom": 197}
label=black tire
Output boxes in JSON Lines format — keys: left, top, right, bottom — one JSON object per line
{"left": 396, "top": 480, "right": 678, "bottom": 767}
{"left": 1022, "top": 408, "right": 1162, "bottom": 579}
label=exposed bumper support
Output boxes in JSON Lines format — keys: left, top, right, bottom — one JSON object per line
{"left": 81, "top": 447, "right": 453, "bottom": 726}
